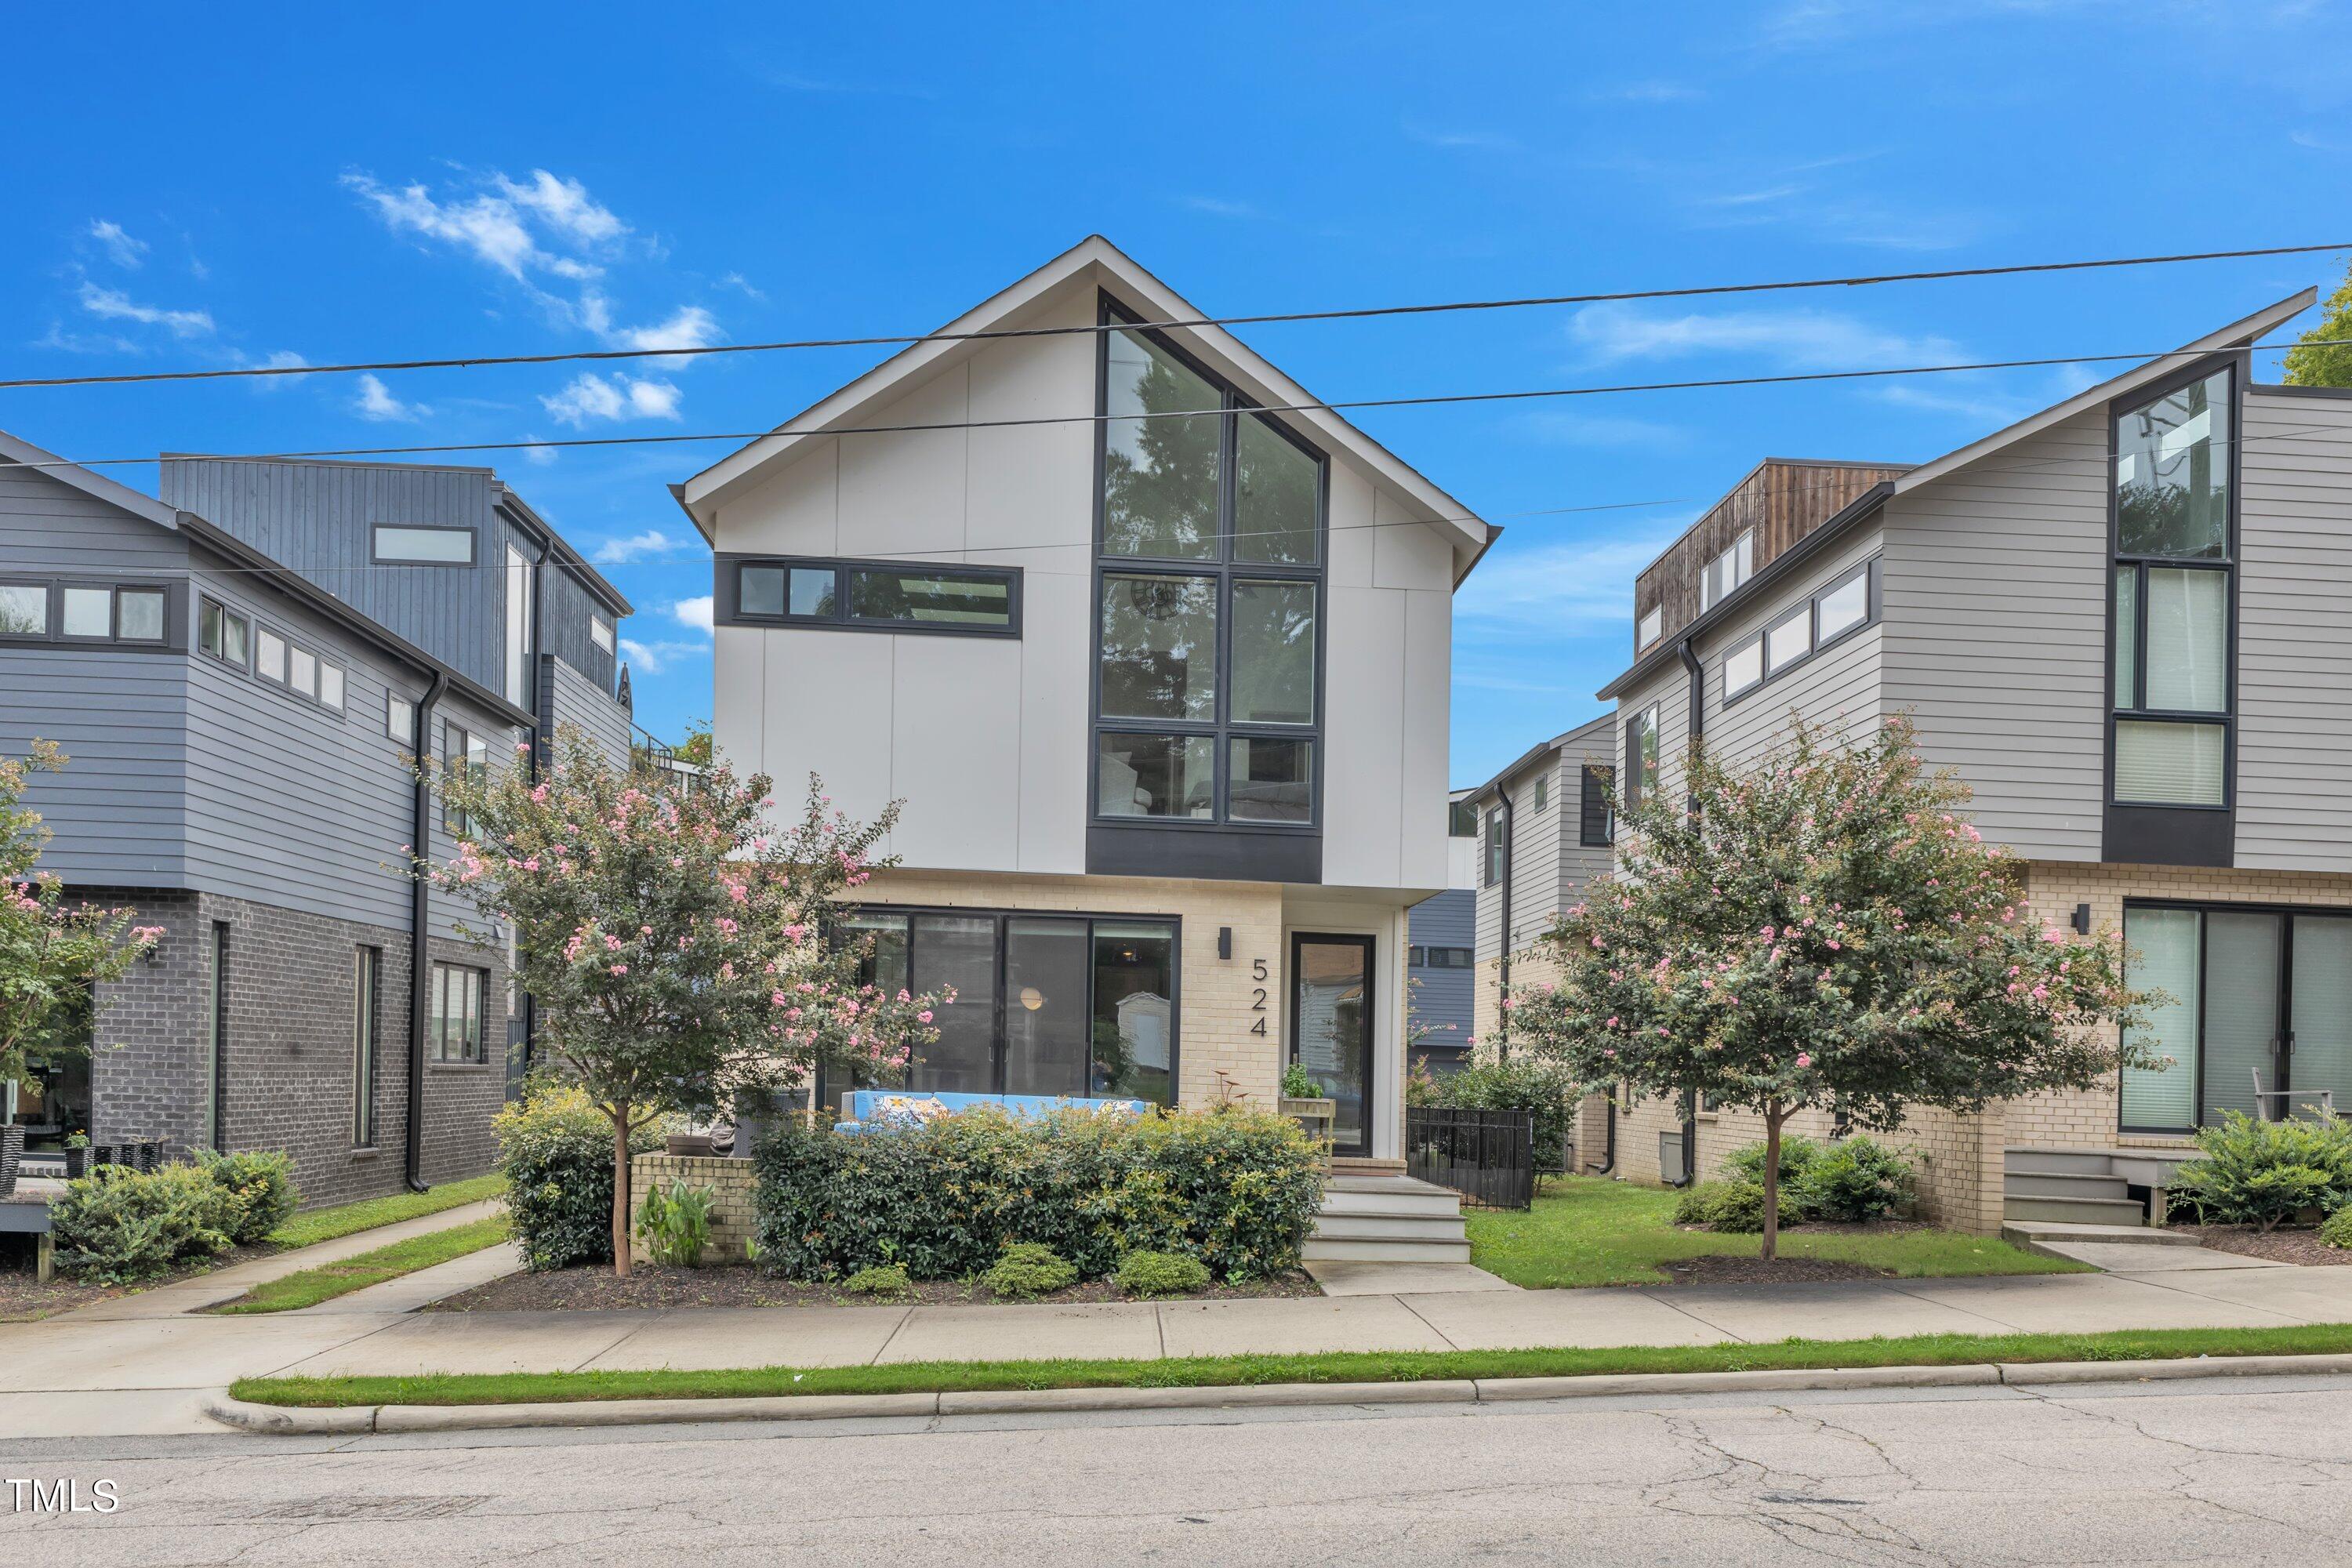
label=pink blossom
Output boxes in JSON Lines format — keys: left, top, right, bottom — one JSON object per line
{"left": 1795, "top": 1053, "right": 1812, "bottom": 1068}
{"left": 608, "top": 964, "right": 629, "bottom": 975}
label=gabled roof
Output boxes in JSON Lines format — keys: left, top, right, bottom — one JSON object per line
{"left": 1594, "top": 286, "right": 2318, "bottom": 702}
{"left": 1463, "top": 711, "right": 1617, "bottom": 804}
{"left": 678, "top": 235, "right": 1492, "bottom": 573}
{"left": 0, "top": 427, "right": 535, "bottom": 728}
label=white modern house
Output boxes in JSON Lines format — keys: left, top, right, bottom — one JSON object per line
{"left": 675, "top": 237, "right": 1492, "bottom": 1168}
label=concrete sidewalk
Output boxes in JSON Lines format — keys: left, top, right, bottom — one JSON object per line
{"left": 11, "top": 1243, "right": 2352, "bottom": 1439}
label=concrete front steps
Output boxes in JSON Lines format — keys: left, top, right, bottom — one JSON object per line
{"left": 1305, "top": 1174, "right": 1471, "bottom": 1265}
{"left": 2002, "top": 1145, "right": 2196, "bottom": 1230}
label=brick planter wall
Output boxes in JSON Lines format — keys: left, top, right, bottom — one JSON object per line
{"left": 627, "top": 1152, "right": 760, "bottom": 1268}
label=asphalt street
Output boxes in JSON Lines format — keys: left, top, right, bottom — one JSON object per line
{"left": 5, "top": 1372, "right": 2352, "bottom": 1565}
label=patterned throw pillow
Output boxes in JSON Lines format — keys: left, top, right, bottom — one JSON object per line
{"left": 869, "top": 1096, "right": 953, "bottom": 1130}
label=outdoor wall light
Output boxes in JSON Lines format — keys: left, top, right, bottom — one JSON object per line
{"left": 1019, "top": 986, "right": 1045, "bottom": 1012}
{"left": 1218, "top": 926, "right": 1232, "bottom": 960}
{"left": 2071, "top": 902, "right": 2092, "bottom": 935}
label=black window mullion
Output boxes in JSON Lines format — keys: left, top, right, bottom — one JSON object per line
{"left": 992, "top": 913, "right": 1009, "bottom": 1095}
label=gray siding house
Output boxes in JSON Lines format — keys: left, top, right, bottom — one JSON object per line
{"left": 1404, "top": 791, "right": 1479, "bottom": 1072}
{"left": 1461, "top": 713, "right": 1617, "bottom": 1053}
{"left": 1595, "top": 287, "right": 2352, "bottom": 1232}
{"left": 2, "top": 437, "right": 633, "bottom": 1206}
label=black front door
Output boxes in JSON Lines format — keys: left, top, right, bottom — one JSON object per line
{"left": 1291, "top": 933, "right": 1374, "bottom": 1158}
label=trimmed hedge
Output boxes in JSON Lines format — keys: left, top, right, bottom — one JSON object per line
{"left": 53, "top": 1150, "right": 303, "bottom": 1283}
{"left": 1409, "top": 1054, "right": 1579, "bottom": 1174}
{"left": 2168, "top": 1112, "right": 2352, "bottom": 1231}
{"left": 494, "top": 1086, "right": 662, "bottom": 1272}
{"left": 751, "top": 1105, "right": 1323, "bottom": 1283}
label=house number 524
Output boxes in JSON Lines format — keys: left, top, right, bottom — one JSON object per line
{"left": 1250, "top": 958, "right": 1269, "bottom": 1036}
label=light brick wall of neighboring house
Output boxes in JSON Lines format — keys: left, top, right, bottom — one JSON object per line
{"left": 629, "top": 1152, "right": 759, "bottom": 1267}
{"left": 851, "top": 870, "right": 1289, "bottom": 1112}
{"left": 1473, "top": 948, "right": 1563, "bottom": 1058}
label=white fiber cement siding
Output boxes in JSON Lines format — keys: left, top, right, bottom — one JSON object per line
{"left": 708, "top": 274, "right": 1456, "bottom": 892}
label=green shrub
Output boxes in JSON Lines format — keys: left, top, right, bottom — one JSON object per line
{"left": 2168, "top": 1112, "right": 2352, "bottom": 1231}
{"left": 633, "top": 1179, "right": 714, "bottom": 1268}
{"left": 52, "top": 1163, "right": 239, "bottom": 1283}
{"left": 198, "top": 1149, "right": 299, "bottom": 1244}
{"left": 2321, "top": 1207, "right": 2352, "bottom": 1250}
{"left": 982, "top": 1241, "right": 1078, "bottom": 1299}
{"left": 1800, "top": 1137, "right": 1913, "bottom": 1222}
{"left": 1115, "top": 1248, "right": 1211, "bottom": 1297}
{"left": 750, "top": 1105, "right": 1323, "bottom": 1283}
{"left": 1279, "top": 1062, "right": 1320, "bottom": 1100}
{"left": 1672, "top": 1178, "right": 1802, "bottom": 1234}
{"left": 1726, "top": 1134, "right": 1828, "bottom": 1192}
{"left": 495, "top": 1086, "right": 661, "bottom": 1271}
{"left": 842, "top": 1263, "right": 914, "bottom": 1298}
{"left": 1414, "top": 1054, "right": 1581, "bottom": 1174}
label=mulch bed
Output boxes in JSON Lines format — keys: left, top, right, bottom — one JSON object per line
{"left": 2188, "top": 1225, "right": 2352, "bottom": 1267}
{"left": 0, "top": 1233, "right": 279, "bottom": 1323}
{"left": 426, "top": 1263, "right": 1323, "bottom": 1313}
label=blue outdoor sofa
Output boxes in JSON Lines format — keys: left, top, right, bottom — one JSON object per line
{"left": 833, "top": 1090, "right": 1150, "bottom": 1134}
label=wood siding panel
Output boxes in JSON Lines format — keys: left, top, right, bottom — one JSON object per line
{"left": 2237, "top": 390, "right": 2352, "bottom": 870}
{"left": 1879, "top": 409, "right": 2109, "bottom": 861}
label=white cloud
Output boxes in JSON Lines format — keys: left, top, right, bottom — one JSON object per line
{"left": 717, "top": 271, "right": 767, "bottom": 302}
{"left": 615, "top": 305, "right": 719, "bottom": 355}
{"left": 540, "top": 372, "right": 684, "bottom": 426}
{"left": 671, "top": 596, "right": 715, "bottom": 634}
{"left": 618, "top": 637, "right": 710, "bottom": 673}
{"left": 1454, "top": 519, "right": 1689, "bottom": 637}
{"left": 592, "top": 529, "right": 691, "bottom": 564}
{"left": 88, "top": 220, "right": 148, "bottom": 268}
{"left": 520, "top": 437, "right": 559, "bottom": 466}
{"left": 492, "top": 170, "right": 626, "bottom": 245}
{"left": 1567, "top": 302, "right": 1961, "bottom": 371}
{"left": 344, "top": 174, "right": 543, "bottom": 278}
{"left": 353, "top": 372, "right": 429, "bottom": 423}
{"left": 78, "top": 281, "right": 212, "bottom": 337}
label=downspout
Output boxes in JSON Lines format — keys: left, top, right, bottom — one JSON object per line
{"left": 405, "top": 669, "right": 448, "bottom": 1193}
{"left": 1494, "top": 796, "right": 1512, "bottom": 1060}
{"left": 1592, "top": 1097, "right": 1617, "bottom": 1176}
{"left": 1669, "top": 637, "right": 1706, "bottom": 1186}
{"left": 521, "top": 544, "right": 550, "bottom": 1080}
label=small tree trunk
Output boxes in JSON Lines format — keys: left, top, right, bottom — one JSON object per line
{"left": 1761, "top": 1100, "right": 1784, "bottom": 1262}
{"left": 610, "top": 1104, "right": 633, "bottom": 1279}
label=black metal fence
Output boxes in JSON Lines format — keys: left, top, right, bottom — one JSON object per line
{"left": 1406, "top": 1106, "right": 1534, "bottom": 1210}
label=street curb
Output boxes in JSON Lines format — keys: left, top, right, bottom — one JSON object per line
{"left": 200, "top": 1352, "right": 2352, "bottom": 1436}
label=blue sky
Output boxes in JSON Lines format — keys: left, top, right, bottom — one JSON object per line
{"left": 6, "top": 2, "right": 2350, "bottom": 786}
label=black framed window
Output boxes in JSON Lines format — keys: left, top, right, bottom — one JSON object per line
{"left": 1093, "top": 299, "right": 1325, "bottom": 830}
{"left": 1580, "top": 764, "right": 1617, "bottom": 847}
{"left": 428, "top": 962, "right": 487, "bottom": 1063}
{"left": 441, "top": 720, "right": 488, "bottom": 837}
{"left": 1482, "top": 805, "right": 1508, "bottom": 887}
{"left": 198, "top": 597, "right": 249, "bottom": 667}
{"left": 2110, "top": 364, "right": 2234, "bottom": 810}
{"left": 829, "top": 909, "right": 1179, "bottom": 1109}
{"left": 1531, "top": 773, "right": 1548, "bottom": 813}
{"left": 727, "top": 556, "right": 1020, "bottom": 637}
{"left": 1700, "top": 528, "right": 1753, "bottom": 611}
{"left": 353, "top": 946, "right": 380, "bottom": 1147}
{"left": 1719, "top": 558, "right": 1880, "bottom": 710}
{"left": 372, "top": 524, "right": 477, "bottom": 565}
{"left": 1624, "top": 706, "right": 1660, "bottom": 810}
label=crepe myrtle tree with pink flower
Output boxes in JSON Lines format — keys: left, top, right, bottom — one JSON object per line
{"left": 1505, "top": 714, "right": 2147, "bottom": 1258}
{"left": 419, "top": 728, "right": 945, "bottom": 1276}
{"left": 2, "top": 741, "right": 164, "bottom": 1094}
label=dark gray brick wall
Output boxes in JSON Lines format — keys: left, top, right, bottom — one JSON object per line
{"left": 82, "top": 885, "right": 506, "bottom": 1209}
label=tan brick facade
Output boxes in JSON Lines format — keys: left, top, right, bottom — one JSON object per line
{"left": 628, "top": 1152, "right": 760, "bottom": 1266}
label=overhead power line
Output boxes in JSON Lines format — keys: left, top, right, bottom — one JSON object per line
{"left": 0, "top": 241, "right": 2343, "bottom": 393}
{"left": 20, "top": 333, "right": 2349, "bottom": 475}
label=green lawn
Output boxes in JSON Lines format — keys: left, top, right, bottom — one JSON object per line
{"left": 265, "top": 1174, "right": 506, "bottom": 1250}
{"left": 1466, "top": 1177, "right": 2083, "bottom": 1288}
{"left": 231, "top": 1322, "right": 2352, "bottom": 1408}
{"left": 215, "top": 1215, "right": 510, "bottom": 1314}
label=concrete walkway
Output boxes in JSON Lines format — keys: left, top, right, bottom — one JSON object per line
{"left": 11, "top": 1240, "right": 2352, "bottom": 1439}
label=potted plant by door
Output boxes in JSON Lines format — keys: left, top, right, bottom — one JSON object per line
{"left": 61, "top": 1131, "right": 90, "bottom": 1179}
{"left": 1278, "top": 1062, "right": 1337, "bottom": 1154}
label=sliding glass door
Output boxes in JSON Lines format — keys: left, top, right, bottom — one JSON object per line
{"left": 2122, "top": 902, "right": 2352, "bottom": 1131}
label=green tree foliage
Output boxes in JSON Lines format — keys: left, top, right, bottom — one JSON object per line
{"left": 423, "top": 731, "right": 944, "bottom": 1275}
{"left": 1, "top": 742, "right": 161, "bottom": 1087}
{"left": 1506, "top": 716, "right": 2145, "bottom": 1258}
{"left": 2283, "top": 261, "right": 2352, "bottom": 388}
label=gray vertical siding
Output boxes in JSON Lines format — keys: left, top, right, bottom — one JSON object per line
{"left": 543, "top": 653, "right": 633, "bottom": 764}
{"left": 0, "top": 466, "right": 193, "bottom": 887}
{"left": 2235, "top": 389, "right": 2352, "bottom": 872}
{"left": 542, "top": 562, "right": 620, "bottom": 691}
{"left": 162, "top": 459, "right": 506, "bottom": 695}
{"left": 1879, "top": 409, "right": 2109, "bottom": 860}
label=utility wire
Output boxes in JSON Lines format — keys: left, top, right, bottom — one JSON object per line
{"left": 0, "top": 241, "right": 2343, "bottom": 393}
{"left": 16, "top": 334, "right": 2348, "bottom": 476}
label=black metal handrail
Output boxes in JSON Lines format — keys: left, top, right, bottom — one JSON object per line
{"left": 1406, "top": 1106, "right": 1534, "bottom": 1210}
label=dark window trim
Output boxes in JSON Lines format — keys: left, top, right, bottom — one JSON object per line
{"left": 428, "top": 960, "right": 491, "bottom": 1065}
{"left": 441, "top": 719, "right": 483, "bottom": 838}
{"left": 1530, "top": 772, "right": 1549, "bottom": 814}
{"left": 248, "top": 619, "right": 350, "bottom": 718}
{"left": 371, "top": 523, "right": 480, "bottom": 567}
{"left": 1290, "top": 931, "right": 1376, "bottom": 1159}
{"left": 354, "top": 946, "right": 380, "bottom": 1149}
{"left": 197, "top": 595, "right": 252, "bottom": 671}
{"left": 827, "top": 904, "right": 1183, "bottom": 1105}
{"left": 1087, "top": 292, "right": 1329, "bottom": 839}
{"left": 1721, "top": 557, "right": 1882, "bottom": 710}
{"left": 1624, "top": 705, "right": 1660, "bottom": 810}
{"left": 1482, "top": 804, "right": 1508, "bottom": 887}
{"left": 714, "top": 552, "right": 1023, "bottom": 639}
{"left": 1579, "top": 763, "right": 1617, "bottom": 848}
{"left": 2103, "top": 354, "right": 2242, "bottom": 851}
{"left": 2113, "top": 895, "right": 2352, "bottom": 1135}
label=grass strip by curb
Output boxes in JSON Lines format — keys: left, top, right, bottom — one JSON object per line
{"left": 213, "top": 1216, "right": 511, "bottom": 1315}
{"left": 265, "top": 1174, "right": 506, "bottom": 1251}
{"left": 232, "top": 1321, "right": 2352, "bottom": 1407}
